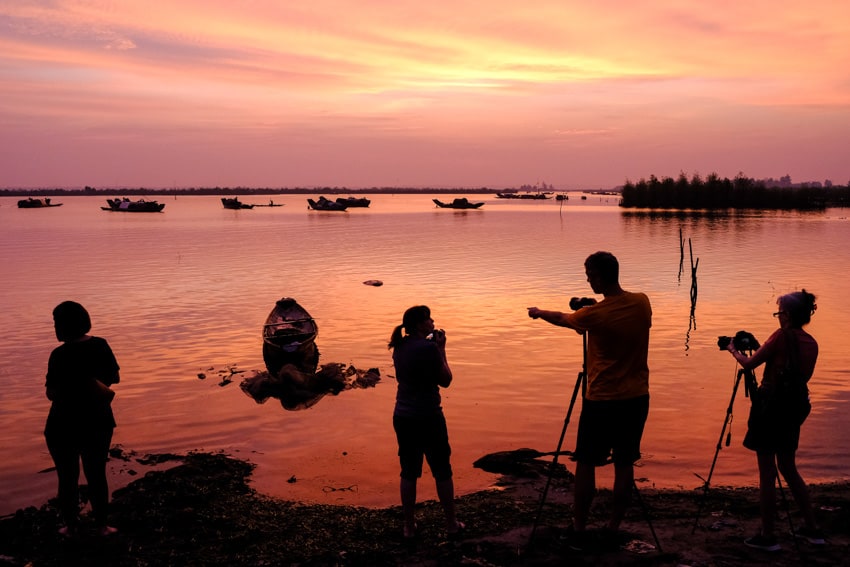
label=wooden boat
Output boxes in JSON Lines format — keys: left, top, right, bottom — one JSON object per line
{"left": 307, "top": 196, "right": 348, "bottom": 211}
{"left": 252, "top": 199, "right": 284, "bottom": 207}
{"left": 17, "top": 197, "right": 62, "bottom": 208}
{"left": 101, "top": 198, "right": 165, "bottom": 212}
{"left": 262, "top": 298, "right": 319, "bottom": 377}
{"left": 433, "top": 197, "right": 484, "bottom": 209}
{"left": 335, "top": 196, "right": 371, "bottom": 208}
{"left": 221, "top": 197, "right": 254, "bottom": 209}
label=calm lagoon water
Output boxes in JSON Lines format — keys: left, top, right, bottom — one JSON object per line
{"left": 2, "top": 193, "right": 849, "bottom": 515}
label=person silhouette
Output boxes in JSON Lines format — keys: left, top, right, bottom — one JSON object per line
{"left": 388, "top": 305, "right": 464, "bottom": 540}
{"left": 44, "top": 301, "right": 120, "bottom": 537}
{"left": 726, "top": 289, "right": 825, "bottom": 551}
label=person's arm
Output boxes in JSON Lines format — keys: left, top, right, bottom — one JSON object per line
{"left": 527, "top": 307, "right": 581, "bottom": 332}
{"left": 726, "top": 336, "right": 772, "bottom": 370}
{"left": 432, "top": 332, "right": 453, "bottom": 387}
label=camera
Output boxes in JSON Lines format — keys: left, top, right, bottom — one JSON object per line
{"left": 569, "top": 297, "right": 597, "bottom": 310}
{"left": 427, "top": 329, "right": 445, "bottom": 342}
{"left": 717, "top": 330, "right": 760, "bottom": 352}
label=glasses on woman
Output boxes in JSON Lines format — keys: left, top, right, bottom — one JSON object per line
{"left": 773, "top": 311, "right": 787, "bottom": 317}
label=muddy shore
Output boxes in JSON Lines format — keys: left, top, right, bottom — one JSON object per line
{"left": 1, "top": 451, "right": 847, "bottom": 566}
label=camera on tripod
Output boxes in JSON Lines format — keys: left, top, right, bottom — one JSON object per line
{"left": 569, "top": 297, "right": 596, "bottom": 310}
{"left": 717, "top": 330, "right": 760, "bottom": 352}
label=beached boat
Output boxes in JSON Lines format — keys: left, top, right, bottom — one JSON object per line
{"left": 433, "top": 198, "right": 484, "bottom": 209}
{"left": 17, "top": 197, "right": 62, "bottom": 208}
{"left": 101, "top": 198, "right": 165, "bottom": 212}
{"left": 262, "top": 297, "right": 320, "bottom": 377}
{"left": 221, "top": 197, "right": 254, "bottom": 209}
{"left": 335, "top": 196, "right": 371, "bottom": 208}
{"left": 307, "top": 196, "right": 348, "bottom": 211}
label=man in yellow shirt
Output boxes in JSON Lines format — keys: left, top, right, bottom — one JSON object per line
{"left": 528, "top": 251, "right": 651, "bottom": 547}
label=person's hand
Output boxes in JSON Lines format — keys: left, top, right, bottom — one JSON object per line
{"left": 726, "top": 343, "right": 737, "bottom": 354}
{"left": 528, "top": 307, "right": 541, "bottom": 319}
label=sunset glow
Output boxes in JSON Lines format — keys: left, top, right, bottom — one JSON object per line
{"left": 2, "top": 1, "right": 848, "bottom": 189}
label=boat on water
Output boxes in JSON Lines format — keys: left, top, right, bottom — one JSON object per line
{"left": 335, "top": 196, "right": 371, "bottom": 208}
{"left": 262, "top": 297, "right": 320, "bottom": 378}
{"left": 495, "top": 192, "right": 551, "bottom": 200}
{"left": 433, "top": 197, "right": 484, "bottom": 209}
{"left": 221, "top": 197, "right": 254, "bottom": 209}
{"left": 101, "top": 198, "right": 165, "bottom": 212}
{"left": 307, "top": 196, "right": 348, "bottom": 211}
{"left": 17, "top": 197, "right": 62, "bottom": 208}
{"left": 252, "top": 199, "right": 284, "bottom": 207}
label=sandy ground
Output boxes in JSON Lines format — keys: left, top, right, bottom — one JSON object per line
{"left": 1, "top": 451, "right": 847, "bottom": 566}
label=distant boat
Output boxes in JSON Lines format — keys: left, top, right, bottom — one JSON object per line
{"left": 495, "top": 192, "right": 551, "bottom": 200}
{"left": 18, "top": 197, "right": 62, "bottom": 208}
{"left": 335, "top": 196, "right": 371, "bottom": 208}
{"left": 308, "top": 196, "right": 348, "bottom": 211}
{"left": 433, "top": 197, "right": 484, "bottom": 209}
{"left": 253, "top": 199, "right": 284, "bottom": 207}
{"left": 101, "top": 198, "right": 165, "bottom": 212}
{"left": 221, "top": 197, "right": 254, "bottom": 209}
{"left": 556, "top": 194, "right": 569, "bottom": 201}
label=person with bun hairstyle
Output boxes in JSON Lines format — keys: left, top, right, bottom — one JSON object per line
{"left": 45, "top": 301, "right": 120, "bottom": 537}
{"left": 388, "top": 305, "right": 463, "bottom": 540}
{"left": 726, "top": 289, "right": 825, "bottom": 551}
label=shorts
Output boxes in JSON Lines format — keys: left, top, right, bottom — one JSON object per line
{"left": 574, "top": 394, "right": 649, "bottom": 466}
{"left": 393, "top": 412, "right": 453, "bottom": 481}
{"left": 743, "top": 397, "right": 811, "bottom": 453}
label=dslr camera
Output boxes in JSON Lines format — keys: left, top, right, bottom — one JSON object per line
{"left": 427, "top": 329, "right": 445, "bottom": 342}
{"left": 717, "top": 330, "right": 760, "bottom": 352}
{"left": 569, "top": 296, "right": 597, "bottom": 310}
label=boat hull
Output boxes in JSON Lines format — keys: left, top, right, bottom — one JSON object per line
{"left": 262, "top": 298, "right": 319, "bottom": 376}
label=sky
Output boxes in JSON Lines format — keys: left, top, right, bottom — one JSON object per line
{"left": 1, "top": 1, "right": 849, "bottom": 190}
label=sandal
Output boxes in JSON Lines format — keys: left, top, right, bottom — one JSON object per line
{"left": 447, "top": 520, "right": 466, "bottom": 540}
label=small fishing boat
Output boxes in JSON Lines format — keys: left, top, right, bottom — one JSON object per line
{"left": 221, "top": 197, "right": 254, "bottom": 209}
{"left": 262, "top": 297, "right": 320, "bottom": 377}
{"left": 101, "top": 198, "right": 165, "bottom": 212}
{"left": 433, "top": 197, "right": 484, "bottom": 209}
{"left": 335, "top": 196, "right": 371, "bottom": 208}
{"left": 253, "top": 199, "right": 284, "bottom": 207}
{"left": 307, "top": 196, "right": 348, "bottom": 211}
{"left": 17, "top": 197, "right": 62, "bottom": 208}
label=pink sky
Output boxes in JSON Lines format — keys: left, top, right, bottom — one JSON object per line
{"left": 2, "top": 1, "right": 848, "bottom": 189}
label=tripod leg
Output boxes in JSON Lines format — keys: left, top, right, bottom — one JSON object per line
{"left": 632, "top": 480, "right": 663, "bottom": 553}
{"left": 692, "top": 369, "right": 746, "bottom": 533}
{"left": 528, "top": 368, "right": 584, "bottom": 547}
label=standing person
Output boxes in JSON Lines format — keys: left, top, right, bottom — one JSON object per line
{"left": 726, "top": 290, "right": 824, "bottom": 551}
{"left": 45, "top": 301, "right": 120, "bottom": 537}
{"left": 388, "top": 305, "right": 463, "bottom": 540}
{"left": 528, "top": 251, "right": 651, "bottom": 548}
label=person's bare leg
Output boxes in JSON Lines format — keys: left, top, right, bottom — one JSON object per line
{"left": 776, "top": 450, "right": 818, "bottom": 529}
{"left": 756, "top": 452, "right": 778, "bottom": 536}
{"left": 400, "top": 478, "right": 418, "bottom": 537}
{"left": 573, "top": 462, "right": 596, "bottom": 531}
{"left": 436, "top": 478, "right": 460, "bottom": 531}
{"left": 608, "top": 462, "right": 634, "bottom": 531}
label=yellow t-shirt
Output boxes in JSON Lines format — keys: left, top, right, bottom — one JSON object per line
{"left": 566, "top": 291, "right": 651, "bottom": 401}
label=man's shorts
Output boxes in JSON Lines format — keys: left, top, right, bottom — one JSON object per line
{"left": 393, "top": 412, "right": 453, "bottom": 481}
{"left": 573, "top": 394, "right": 649, "bottom": 466}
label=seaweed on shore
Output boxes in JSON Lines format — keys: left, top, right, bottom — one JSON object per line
{"left": 2, "top": 451, "right": 848, "bottom": 566}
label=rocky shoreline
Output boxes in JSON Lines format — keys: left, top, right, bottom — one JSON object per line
{"left": 1, "top": 451, "right": 847, "bottom": 566}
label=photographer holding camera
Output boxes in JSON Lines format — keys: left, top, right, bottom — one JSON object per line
{"left": 528, "top": 251, "right": 651, "bottom": 549}
{"left": 725, "top": 290, "right": 824, "bottom": 551}
{"left": 388, "top": 305, "right": 463, "bottom": 540}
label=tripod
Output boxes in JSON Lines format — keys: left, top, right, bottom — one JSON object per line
{"left": 528, "top": 333, "right": 662, "bottom": 553}
{"left": 692, "top": 364, "right": 758, "bottom": 533}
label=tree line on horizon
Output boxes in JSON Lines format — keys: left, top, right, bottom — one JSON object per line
{"left": 619, "top": 173, "right": 849, "bottom": 210}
